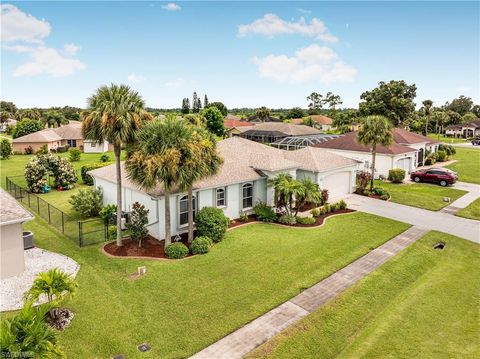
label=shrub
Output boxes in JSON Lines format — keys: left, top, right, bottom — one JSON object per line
{"left": 99, "top": 153, "right": 110, "bottom": 162}
{"left": 68, "top": 148, "right": 82, "bottom": 162}
{"left": 56, "top": 146, "right": 67, "bottom": 153}
{"left": 24, "top": 146, "right": 34, "bottom": 155}
{"left": 381, "top": 194, "right": 390, "bottom": 200}
{"left": 320, "top": 189, "right": 329, "bottom": 205}
{"left": 330, "top": 203, "right": 338, "bottom": 212}
{"left": 424, "top": 155, "right": 436, "bottom": 165}
{"left": 69, "top": 188, "right": 103, "bottom": 218}
{"left": 363, "top": 190, "right": 371, "bottom": 197}
{"left": 311, "top": 208, "right": 320, "bottom": 217}
{"left": 126, "top": 202, "right": 149, "bottom": 248}
{"left": 278, "top": 214, "right": 297, "bottom": 225}
{"left": 318, "top": 206, "right": 326, "bottom": 215}
{"left": 35, "top": 144, "right": 48, "bottom": 155}
{"left": 0, "top": 139, "right": 12, "bottom": 159}
{"left": 81, "top": 163, "right": 109, "bottom": 185}
{"left": 388, "top": 168, "right": 406, "bottom": 183}
{"left": 338, "top": 199, "right": 347, "bottom": 210}
{"left": 99, "top": 204, "right": 117, "bottom": 223}
{"left": 239, "top": 210, "right": 249, "bottom": 223}
{"left": 195, "top": 207, "right": 229, "bottom": 243}
{"left": 165, "top": 242, "right": 189, "bottom": 259}
{"left": 296, "top": 216, "right": 316, "bottom": 225}
{"left": 373, "top": 187, "right": 386, "bottom": 196}
{"left": 253, "top": 202, "right": 276, "bottom": 222}
{"left": 324, "top": 204, "right": 332, "bottom": 213}
{"left": 436, "top": 150, "right": 447, "bottom": 162}
{"left": 108, "top": 225, "right": 117, "bottom": 240}
{"left": 356, "top": 171, "right": 372, "bottom": 193}
{"left": 190, "top": 236, "right": 212, "bottom": 255}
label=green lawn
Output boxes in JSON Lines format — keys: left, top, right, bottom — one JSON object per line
{"left": 427, "top": 133, "right": 468, "bottom": 144}
{"left": 376, "top": 180, "right": 467, "bottom": 211}
{"left": 249, "top": 231, "right": 480, "bottom": 359}
{"left": 447, "top": 147, "right": 480, "bottom": 184}
{"left": 1, "top": 212, "right": 409, "bottom": 358}
{"left": 456, "top": 197, "right": 480, "bottom": 220}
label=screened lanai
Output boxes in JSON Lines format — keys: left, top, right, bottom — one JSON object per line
{"left": 271, "top": 134, "right": 342, "bottom": 150}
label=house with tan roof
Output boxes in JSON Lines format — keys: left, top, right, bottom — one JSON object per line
{"left": 12, "top": 121, "right": 110, "bottom": 154}
{"left": 236, "top": 122, "right": 322, "bottom": 144}
{"left": 224, "top": 118, "right": 255, "bottom": 137}
{"left": 89, "top": 137, "right": 358, "bottom": 240}
{"left": 291, "top": 115, "right": 334, "bottom": 131}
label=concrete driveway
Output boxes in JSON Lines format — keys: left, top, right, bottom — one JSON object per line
{"left": 345, "top": 194, "right": 480, "bottom": 243}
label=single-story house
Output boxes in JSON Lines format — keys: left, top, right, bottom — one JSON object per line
{"left": 0, "top": 188, "right": 34, "bottom": 279}
{"left": 225, "top": 114, "right": 242, "bottom": 122}
{"left": 236, "top": 122, "right": 322, "bottom": 144}
{"left": 445, "top": 119, "right": 480, "bottom": 138}
{"left": 12, "top": 121, "right": 110, "bottom": 154}
{"left": 391, "top": 127, "right": 440, "bottom": 166}
{"left": 245, "top": 114, "right": 281, "bottom": 123}
{"left": 224, "top": 119, "right": 255, "bottom": 138}
{"left": 89, "top": 137, "right": 358, "bottom": 240}
{"left": 291, "top": 115, "right": 334, "bottom": 131}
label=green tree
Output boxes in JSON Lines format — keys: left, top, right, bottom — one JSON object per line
{"left": 296, "top": 178, "right": 322, "bottom": 211}
{"left": 181, "top": 98, "right": 190, "bottom": 114}
{"left": 421, "top": 99, "right": 433, "bottom": 136}
{"left": 0, "top": 111, "right": 11, "bottom": 130}
{"left": 332, "top": 109, "right": 359, "bottom": 134}
{"left": 0, "top": 101, "right": 17, "bottom": 116}
{"left": 444, "top": 95, "right": 473, "bottom": 116}
{"left": 12, "top": 118, "right": 44, "bottom": 139}
{"left": 302, "top": 117, "right": 317, "bottom": 128}
{"left": 26, "top": 268, "right": 78, "bottom": 321}
{"left": 0, "top": 139, "right": 12, "bottom": 160}
{"left": 471, "top": 105, "right": 480, "bottom": 118}
{"left": 255, "top": 106, "right": 271, "bottom": 122}
{"left": 82, "top": 84, "right": 152, "bottom": 246}
{"left": 431, "top": 111, "right": 449, "bottom": 138}
{"left": 357, "top": 115, "right": 393, "bottom": 190}
{"left": 307, "top": 92, "right": 324, "bottom": 114}
{"left": 192, "top": 92, "right": 201, "bottom": 113}
{"left": 268, "top": 173, "right": 305, "bottom": 216}
{"left": 202, "top": 106, "right": 226, "bottom": 137}
{"left": 42, "top": 110, "right": 67, "bottom": 128}
{"left": 204, "top": 94, "right": 209, "bottom": 107}
{"left": 286, "top": 107, "right": 305, "bottom": 119}
{"left": 126, "top": 202, "right": 149, "bottom": 248}
{"left": 359, "top": 80, "right": 417, "bottom": 126}
{"left": 61, "top": 106, "right": 81, "bottom": 122}
{"left": 325, "top": 92, "right": 343, "bottom": 118}
{"left": 18, "top": 108, "right": 41, "bottom": 121}
{"left": 461, "top": 112, "right": 477, "bottom": 124}
{"left": 205, "top": 101, "right": 228, "bottom": 116}
{"left": 125, "top": 116, "right": 196, "bottom": 248}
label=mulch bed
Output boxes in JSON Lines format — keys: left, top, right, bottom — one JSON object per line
{"left": 104, "top": 233, "right": 191, "bottom": 260}
{"left": 292, "top": 209, "right": 355, "bottom": 227}
{"left": 228, "top": 214, "right": 257, "bottom": 228}
{"left": 46, "top": 308, "right": 75, "bottom": 331}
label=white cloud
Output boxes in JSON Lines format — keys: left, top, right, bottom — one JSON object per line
{"left": 238, "top": 14, "right": 338, "bottom": 43}
{"left": 251, "top": 44, "right": 357, "bottom": 84}
{"left": 296, "top": 8, "right": 312, "bottom": 15}
{"left": 0, "top": 4, "right": 51, "bottom": 43}
{"left": 63, "top": 43, "right": 80, "bottom": 56}
{"left": 128, "top": 73, "right": 145, "bottom": 83}
{"left": 164, "top": 77, "right": 185, "bottom": 88}
{"left": 162, "top": 3, "right": 181, "bottom": 11}
{"left": 13, "top": 46, "right": 86, "bottom": 77}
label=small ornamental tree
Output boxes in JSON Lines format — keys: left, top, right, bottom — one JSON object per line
{"left": 126, "top": 202, "right": 149, "bottom": 247}
{"left": 195, "top": 207, "right": 229, "bottom": 243}
{"left": 25, "top": 154, "right": 77, "bottom": 193}
{"left": 68, "top": 148, "right": 81, "bottom": 162}
{"left": 205, "top": 101, "right": 228, "bottom": 116}
{"left": 0, "top": 139, "right": 12, "bottom": 160}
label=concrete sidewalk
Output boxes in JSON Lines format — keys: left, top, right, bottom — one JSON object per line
{"left": 190, "top": 226, "right": 428, "bottom": 359}
{"left": 345, "top": 194, "right": 479, "bottom": 243}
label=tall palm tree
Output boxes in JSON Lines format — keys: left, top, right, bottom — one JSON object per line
{"left": 422, "top": 99, "right": 433, "bottom": 136}
{"left": 357, "top": 115, "right": 393, "bottom": 190}
{"left": 82, "top": 84, "right": 152, "bottom": 246}
{"left": 268, "top": 173, "right": 305, "bottom": 216}
{"left": 296, "top": 178, "right": 321, "bottom": 213}
{"left": 125, "top": 115, "right": 194, "bottom": 248}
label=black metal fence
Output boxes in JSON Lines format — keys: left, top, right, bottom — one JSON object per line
{"left": 5, "top": 176, "right": 108, "bottom": 247}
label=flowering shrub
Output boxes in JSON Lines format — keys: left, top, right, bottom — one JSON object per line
{"left": 25, "top": 154, "right": 78, "bottom": 193}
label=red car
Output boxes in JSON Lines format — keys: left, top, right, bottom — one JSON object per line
{"left": 410, "top": 168, "right": 457, "bottom": 186}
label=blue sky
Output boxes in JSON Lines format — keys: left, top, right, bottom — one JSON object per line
{"left": 1, "top": 1, "right": 479, "bottom": 109}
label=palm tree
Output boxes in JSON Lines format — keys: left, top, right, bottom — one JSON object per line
{"left": 422, "top": 100, "right": 433, "bottom": 136}
{"left": 82, "top": 84, "right": 152, "bottom": 246}
{"left": 268, "top": 173, "right": 305, "bottom": 216}
{"left": 255, "top": 106, "right": 271, "bottom": 122}
{"left": 42, "top": 110, "right": 66, "bottom": 128}
{"left": 357, "top": 115, "right": 393, "bottom": 190}
{"left": 296, "top": 178, "right": 322, "bottom": 213}
{"left": 125, "top": 115, "right": 194, "bottom": 248}
{"left": 25, "top": 268, "right": 78, "bottom": 320}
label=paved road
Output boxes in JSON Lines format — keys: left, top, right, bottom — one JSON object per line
{"left": 345, "top": 194, "right": 480, "bottom": 243}
{"left": 190, "top": 226, "right": 428, "bottom": 359}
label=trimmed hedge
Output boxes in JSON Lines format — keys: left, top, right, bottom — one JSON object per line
{"left": 436, "top": 150, "right": 447, "bottom": 162}
{"left": 81, "top": 163, "right": 110, "bottom": 185}
{"left": 165, "top": 243, "right": 189, "bottom": 259}
{"left": 253, "top": 202, "right": 276, "bottom": 222}
{"left": 388, "top": 168, "right": 406, "bottom": 183}
{"left": 195, "top": 207, "right": 229, "bottom": 243}
{"left": 296, "top": 216, "right": 316, "bottom": 225}
{"left": 190, "top": 236, "right": 212, "bottom": 255}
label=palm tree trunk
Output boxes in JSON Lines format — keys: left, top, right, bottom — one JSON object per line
{"left": 164, "top": 190, "right": 172, "bottom": 248}
{"left": 370, "top": 145, "right": 376, "bottom": 191}
{"left": 187, "top": 187, "right": 194, "bottom": 243}
{"left": 425, "top": 116, "right": 429, "bottom": 136}
{"left": 114, "top": 144, "right": 123, "bottom": 247}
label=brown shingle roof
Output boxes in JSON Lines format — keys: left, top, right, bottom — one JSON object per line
{"left": 313, "top": 131, "right": 417, "bottom": 155}
{"left": 224, "top": 119, "right": 254, "bottom": 128}
{"left": 392, "top": 127, "right": 439, "bottom": 144}
{"left": 0, "top": 188, "right": 34, "bottom": 225}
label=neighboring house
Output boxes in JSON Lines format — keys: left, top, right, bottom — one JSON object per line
{"left": 291, "top": 115, "right": 334, "bottom": 131}
{"left": 0, "top": 118, "right": 17, "bottom": 132}
{"left": 224, "top": 119, "right": 255, "bottom": 138}
{"left": 89, "top": 137, "right": 358, "bottom": 240}
{"left": 245, "top": 114, "right": 281, "bottom": 123}
{"left": 236, "top": 122, "right": 321, "bottom": 144}
{"left": 313, "top": 131, "right": 418, "bottom": 177}
{"left": 391, "top": 128, "right": 440, "bottom": 166}
{"left": 0, "top": 188, "right": 34, "bottom": 279}
{"left": 445, "top": 119, "right": 480, "bottom": 138}
{"left": 225, "top": 114, "right": 242, "bottom": 121}
{"left": 12, "top": 121, "right": 110, "bottom": 154}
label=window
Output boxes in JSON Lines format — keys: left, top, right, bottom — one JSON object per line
{"left": 91, "top": 142, "right": 96, "bottom": 147}
{"left": 242, "top": 183, "right": 253, "bottom": 209}
{"left": 179, "top": 195, "right": 196, "bottom": 226}
{"left": 216, "top": 188, "right": 226, "bottom": 207}
{"left": 67, "top": 139, "right": 77, "bottom": 147}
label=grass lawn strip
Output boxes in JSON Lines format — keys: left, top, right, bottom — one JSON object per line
{"left": 375, "top": 180, "right": 467, "bottom": 211}
{"left": 249, "top": 231, "right": 480, "bottom": 359}
{"left": 427, "top": 134, "right": 468, "bottom": 144}
{"left": 456, "top": 197, "right": 480, "bottom": 220}
{"left": 446, "top": 147, "right": 480, "bottom": 184}
{"left": 0, "top": 211, "right": 409, "bottom": 358}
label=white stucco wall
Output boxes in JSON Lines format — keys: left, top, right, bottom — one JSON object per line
{"left": 83, "top": 140, "right": 109, "bottom": 153}
{"left": 0, "top": 223, "right": 25, "bottom": 279}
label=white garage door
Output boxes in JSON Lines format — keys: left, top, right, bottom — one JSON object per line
{"left": 395, "top": 158, "right": 411, "bottom": 172}
{"left": 322, "top": 171, "right": 351, "bottom": 199}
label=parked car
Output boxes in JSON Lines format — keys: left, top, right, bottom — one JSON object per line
{"left": 410, "top": 168, "right": 457, "bottom": 186}
{"left": 472, "top": 137, "right": 480, "bottom": 145}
